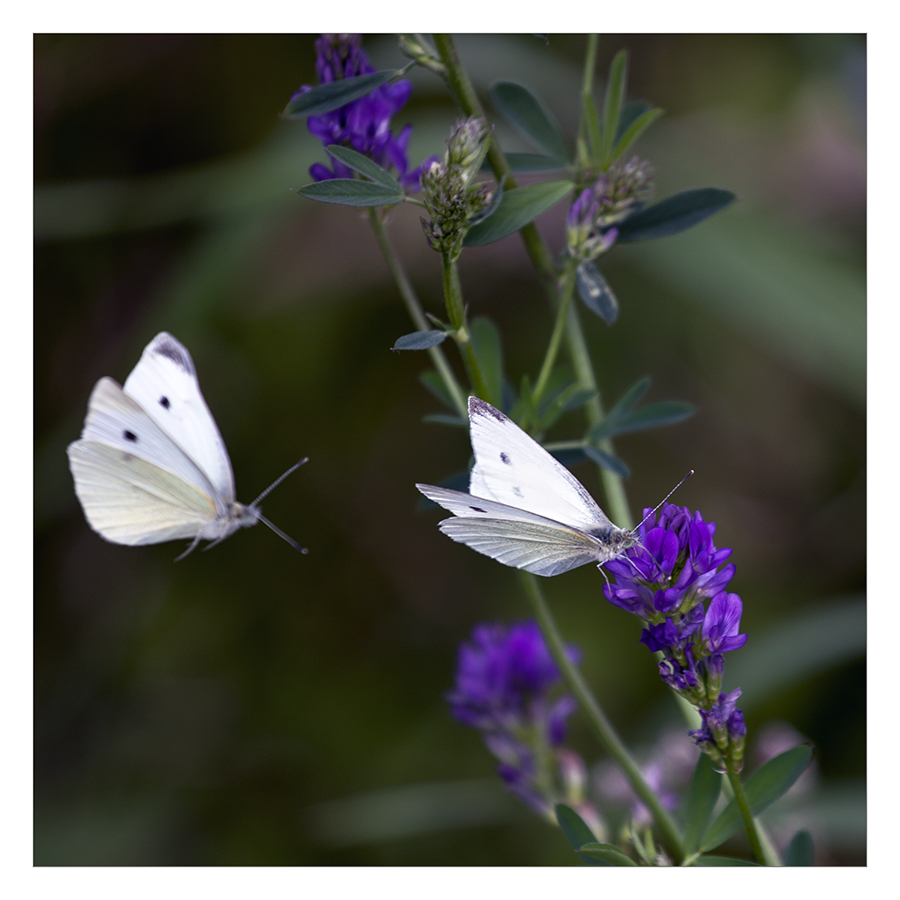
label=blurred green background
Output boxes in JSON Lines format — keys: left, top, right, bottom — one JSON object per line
{"left": 34, "top": 34, "right": 865, "bottom": 865}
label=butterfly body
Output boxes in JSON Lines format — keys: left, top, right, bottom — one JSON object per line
{"left": 417, "top": 397, "right": 638, "bottom": 577}
{"left": 68, "top": 332, "right": 301, "bottom": 557}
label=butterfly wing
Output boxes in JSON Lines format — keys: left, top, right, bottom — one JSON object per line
{"left": 437, "top": 518, "right": 605, "bottom": 577}
{"left": 416, "top": 483, "right": 605, "bottom": 576}
{"left": 68, "top": 377, "right": 225, "bottom": 545}
{"left": 467, "top": 397, "right": 614, "bottom": 534}
{"left": 122, "top": 332, "right": 235, "bottom": 501}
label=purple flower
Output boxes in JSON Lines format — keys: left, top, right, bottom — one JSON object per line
{"left": 294, "top": 34, "right": 426, "bottom": 189}
{"left": 702, "top": 591, "right": 748, "bottom": 656}
{"left": 690, "top": 689, "right": 747, "bottom": 751}
{"left": 447, "top": 620, "right": 588, "bottom": 820}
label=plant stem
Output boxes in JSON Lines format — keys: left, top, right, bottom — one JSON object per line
{"left": 441, "top": 251, "right": 489, "bottom": 401}
{"left": 519, "top": 570, "right": 685, "bottom": 862}
{"left": 367, "top": 209, "right": 468, "bottom": 419}
{"left": 726, "top": 769, "right": 767, "bottom": 865}
{"left": 532, "top": 256, "right": 578, "bottom": 405}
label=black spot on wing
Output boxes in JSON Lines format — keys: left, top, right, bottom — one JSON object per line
{"left": 123, "top": 429, "right": 138, "bottom": 442}
{"left": 469, "top": 506, "right": 487, "bottom": 513}
{"left": 500, "top": 451, "right": 512, "bottom": 465}
{"left": 469, "top": 397, "right": 510, "bottom": 423}
{"left": 512, "top": 486, "right": 523, "bottom": 498}
{"left": 159, "top": 395, "right": 171, "bottom": 409}
{"left": 154, "top": 335, "right": 194, "bottom": 374}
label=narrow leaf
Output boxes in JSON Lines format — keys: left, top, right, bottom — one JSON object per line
{"left": 582, "top": 92, "right": 602, "bottom": 161}
{"left": 464, "top": 180, "right": 573, "bottom": 246}
{"left": 555, "top": 805, "right": 609, "bottom": 867}
{"left": 576, "top": 261, "right": 619, "bottom": 323}
{"left": 419, "top": 370, "right": 454, "bottom": 410}
{"left": 608, "top": 376, "right": 652, "bottom": 417}
{"left": 490, "top": 81, "right": 569, "bottom": 162}
{"left": 614, "top": 100, "right": 652, "bottom": 145}
{"left": 693, "top": 856, "right": 762, "bottom": 866}
{"left": 562, "top": 388, "right": 598, "bottom": 412}
{"left": 502, "top": 152, "right": 568, "bottom": 173}
{"left": 583, "top": 445, "right": 630, "bottom": 478}
{"left": 700, "top": 745, "right": 814, "bottom": 852}
{"left": 684, "top": 753, "right": 723, "bottom": 854}
{"left": 601, "top": 51, "right": 628, "bottom": 163}
{"left": 612, "top": 107, "right": 663, "bottom": 160}
{"left": 617, "top": 188, "right": 737, "bottom": 242}
{"left": 296, "top": 179, "right": 403, "bottom": 207}
{"left": 392, "top": 330, "right": 448, "bottom": 351}
{"left": 282, "top": 70, "right": 399, "bottom": 118}
{"left": 782, "top": 829, "right": 814, "bottom": 866}
{"left": 578, "top": 842, "right": 638, "bottom": 866}
{"left": 470, "top": 316, "right": 504, "bottom": 408}
{"left": 422, "top": 413, "right": 468, "bottom": 428}
{"left": 591, "top": 401, "right": 696, "bottom": 440}
{"left": 325, "top": 145, "right": 402, "bottom": 190}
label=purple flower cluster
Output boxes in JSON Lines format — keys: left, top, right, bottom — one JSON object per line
{"left": 447, "top": 620, "right": 597, "bottom": 822}
{"left": 566, "top": 157, "right": 654, "bottom": 261}
{"left": 604, "top": 503, "right": 748, "bottom": 769}
{"left": 295, "top": 34, "right": 424, "bottom": 189}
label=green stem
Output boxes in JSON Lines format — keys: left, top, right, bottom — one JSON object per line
{"left": 532, "top": 256, "right": 578, "bottom": 406}
{"left": 367, "top": 209, "right": 468, "bottom": 420}
{"left": 441, "top": 251, "right": 489, "bottom": 400}
{"left": 519, "top": 571, "right": 685, "bottom": 862}
{"left": 726, "top": 769, "right": 767, "bottom": 865}
{"left": 577, "top": 34, "right": 601, "bottom": 166}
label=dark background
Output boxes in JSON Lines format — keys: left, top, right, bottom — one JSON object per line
{"left": 34, "top": 34, "right": 865, "bottom": 865}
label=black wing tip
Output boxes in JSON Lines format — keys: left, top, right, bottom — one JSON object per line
{"left": 468, "top": 396, "right": 507, "bottom": 423}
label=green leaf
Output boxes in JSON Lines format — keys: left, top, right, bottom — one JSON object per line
{"left": 608, "top": 376, "right": 652, "bottom": 417}
{"left": 617, "top": 188, "right": 737, "bottom": 242}
{"left": 502, "top": 152, "right": 568, "bottom": 173}
{"left": 464, "top": 180, "right": 573, "bottom": 246}
{"left": 612, "top": 107, "right": 663, "bottom": 160}
{"left": 582, "top": 92, "right": 602, "bottom": 161}
{"left": 614, "top": 101, "right": 652, "bottom": 144}
{"left": 700, "top": 745, "right": 814, "bottom": 852}
{"left": 578, "top": 842, "right": 638, "bottom": 866}
{"left": 562, "top": 388, "right": 598, "bottom": 412}
{"left": 282, "top": 70, "right": 400, "bottom": 118}
{"left": 470, "top": 316, "right": 504, "bottom": 408}
{"left": 325, "top": 145, "right": 402, "bottom": 190}
{"left": 555, "top": 805, "right": 609, "bottom": 867}
{"left": 782, "top": 829, "right": 814, "bottom": 866}
{"left": 419, "top": 370, "right": 455, "bottom": 410}
{"left": 588, "top": 400, "right": 696, "bottom": 441}
{"left": 296, "top": 179, "right": 403, "bottom": 207}
{"left": 583, "top": 445, "right": 630, "bottom": 478}
{"left": 684, "top": 753, "right": 723, "bottom": 854}
{"left": 392, "top": 330, "right": 448, "bottom": 351}
{"left": 490, "top": 82, "right": 569, "bottom": 162}
{"left": 422, "top": 413, "right": 468, "bottom": 428}
{"left": 601, "top": 50, "right": 628, "bottom": 164}
{"left": 576, "top": 261, "right": 619, "bottom": 323}
{"left": 692, "top": 856, "right": 762, "bottom": 866}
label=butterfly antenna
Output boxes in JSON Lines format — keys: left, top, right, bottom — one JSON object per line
{"left": 250, "top": 457, "right": 309, "bottom": 507}
{"left": 256, "top": 513, "right": 308, "bottom": 555}
{"left": 632, "top": 469, "right": 694, "bottom": 535}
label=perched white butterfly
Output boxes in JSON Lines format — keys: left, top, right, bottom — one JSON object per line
{"left": 67, "top": 332, "right": 307, "bottom": 560}
{"left": 417, "top": 397, "right": 689, "bottom": 578}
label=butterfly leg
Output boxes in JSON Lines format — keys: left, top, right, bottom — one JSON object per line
{"left": 174, "top": 534, "right": 203, "bottom": 561}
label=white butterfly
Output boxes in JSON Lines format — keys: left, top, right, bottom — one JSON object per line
{"left": 416, "top": 397, "right": 641, "bottom": 578}
{"left": 67, "top": 332, "right": 306, "bottom": 559}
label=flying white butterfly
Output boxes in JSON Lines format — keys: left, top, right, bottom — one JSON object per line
{"left": 417, "top": 397, "right": 690, "bottom": 578}
{"left": 67, "top": 332, "right": 307, "bottom": 560}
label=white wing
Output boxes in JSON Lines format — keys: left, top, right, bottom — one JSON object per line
{"left": 67, "top": 440, "right": 219, "bottom": 545}
{"left": 467, "top": 397, "right": 613, "bottom": 534}
{"left": 417, "top": 483, "right": 580, "bottom": 527}
{"left": 122, "top": 332, "right": 235, "bottom": 500}
{"left": 437, "top": 518, "right": 604, "bottom": 577}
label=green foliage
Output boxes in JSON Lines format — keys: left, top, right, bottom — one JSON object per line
{"left": 578, "top": 842, "right": 638, "bottom": 865}
{"left": 502, "top": 153, "right": 568, "bottom": 173}
{"left": 490, "top": 81, "right": 570, "bottom": 163}
{"left": 617, "top": 188, "right": 737, "bottom": 242}
{"left": 782, "top": 829, "right": 814, "bottom": 866}
{"left": 282, "top": 70, "right": 402, "bottom": 118}
{"left": 575, "top": 261, "right": 619, "bottom": 323}
{"left": 699, "top": 745, "right": 814, "bottom": 852}
{"left": 555, "top": 804, "right": 610, "bottom": 866}
{"left": 296, "top": 179, "right": 403, "bottom": 207}
{"left": 583, "top": 445, "right": 630, "bottom": 478}
{"left": 469, "top": 317, "right": 505, "bottom": 408}
{"left": 600, "top": 51, "right": 628, "bottom": 165}
{"left": 324, "top": 145, "right": 403, "bottom": 190}
{"left": 463, "top": 180, "right": 573, "bottom": 246}
{"left": 585, "top": 377, "right": 695, "bottom": 442}
{"left": 392, "top": 330, "right": 449, "bottom": 351}
{"left": 693, "top": 855, "right": 761, "bottom": 866}
{"left": 684, "top": 753, "right": 723, "bottom": 855}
